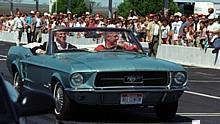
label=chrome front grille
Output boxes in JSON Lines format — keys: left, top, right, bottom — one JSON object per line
{"left": 94, "top": 71, "right": 169, "bottom": 87}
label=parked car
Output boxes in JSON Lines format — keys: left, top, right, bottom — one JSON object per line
{"left": 0, "top": 73, "right": 54, "bottom": 124}
{"left": 6, "top": 27, "right": 188, "bottom": 120}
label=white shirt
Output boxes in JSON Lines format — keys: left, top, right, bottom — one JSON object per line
{"left": 161, "top": 25, "right": 170, "bottom": 38}
{"left": 172, "top": 21, "right": 182, "bottom": 41}
{"left": 212, "top": 22, "right": 220, "bottom": 31}
{"left": 13, "top": 17, "right": 24, "bottom": 29}
{"left": 55, "top": 41, "right": 69, "bottom": 50}
{"left": 107, "top": 24, "right": 116, "bottom": 28}
{"left": 35, "top": 17, "right": 42, "bottom": 28}
{"left": 153, "top": 24, "right": 160, "bottom": 36}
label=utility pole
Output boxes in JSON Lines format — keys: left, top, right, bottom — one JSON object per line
{"left": 67, "top": 0, "right": 71, "bottom": 13}
{"left": 10, "top": 0, "right": 13, "bottom": 16}
{"left": 89, "top": 0, "right": 95, "bottom": 14}
{"left": 108, "top": 0, "right": 112, "bottom": 18}
{"left": 164, "top": 0, "right": 169, "bottom": 16}
{"left": 36, "top": 0, "right": 39, "bottom": 11}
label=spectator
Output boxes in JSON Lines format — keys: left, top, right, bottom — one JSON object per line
{"left": 11, "top": 11, "right": 25, "bottom": 46}
{"left": 161, "top": 19, "right": 170, "bottom": 44}
{"left": 171, "top": 13, "right": 182, "bottom": 45}
{"left": 26, "top": 10, "right": 35, "bottom": 43}
{"left": 198, "top": 21, "right": 207, "bottom": 48}
{"left": 32, "top": 11, "right": 43, "bottom": 43}
{"left": 147, "top": 15, "right": 161, "bottom": 57}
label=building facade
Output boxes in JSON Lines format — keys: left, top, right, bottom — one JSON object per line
{"left": 174, "top": 0, "right": 220, "bottom": 15}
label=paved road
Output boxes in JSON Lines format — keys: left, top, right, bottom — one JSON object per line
{"left": 0, "top": 41, "right": 220, "bottom": 124}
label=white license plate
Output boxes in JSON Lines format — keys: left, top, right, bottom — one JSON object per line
{"left": 120, "top": 93, "right": 143, "bottom": 105}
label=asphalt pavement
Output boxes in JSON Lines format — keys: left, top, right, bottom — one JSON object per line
{"left": 0, "top": 41, "right": 220, "bottom": 124}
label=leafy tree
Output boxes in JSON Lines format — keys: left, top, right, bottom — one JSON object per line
{"left": 117, "top": 0, "right": 179, "bottom": 17}
{"left": 52, "top": 0, "right": 88, "bottom": 14}
{"left": 71, "top": 0, "right": 88, "bottom": 15}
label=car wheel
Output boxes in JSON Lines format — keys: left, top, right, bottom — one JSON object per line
{"left": 155, "top": 101, "right": 178, "bottom": 121}
{"left": 53, "top": 82, "right": 73, "bottom": 119}
{"left": 13, "top": 72, "right": 23, "bottom": 93}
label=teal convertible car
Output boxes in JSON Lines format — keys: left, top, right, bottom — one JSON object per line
{"left": 7, "top": 27, "right": 187, "bottom": 120}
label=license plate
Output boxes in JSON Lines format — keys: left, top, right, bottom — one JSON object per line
{"left": 120, "top": 93, "right": 143, "bottom": 104}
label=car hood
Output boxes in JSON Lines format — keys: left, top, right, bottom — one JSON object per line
{"left": 57, "top": 52, "right": 184, "bottom": 72}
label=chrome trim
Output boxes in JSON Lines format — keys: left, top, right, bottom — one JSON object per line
{"left": 143, "top": 77, "right": 165, "bottom": 80}
{"left": 167, "top": 72, "right": 172, "bottom": 89}
{"left": 161, "top": 93, "right": 167, "bottom": 102}
{"left": 124, "top": 75, "right": 143, "bottom": 84}
{"left": 94, "top": 85, "right": 169, "bottom": 89}
{"left": 65, "top": 87, "right": 187, "bottom": 93}
{"left": 100, "top": 78, "right": 124, "bottom": 81}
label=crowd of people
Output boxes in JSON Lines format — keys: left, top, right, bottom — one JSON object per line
{"left": 0, "top": 8, "right": 220, "bottom": 56}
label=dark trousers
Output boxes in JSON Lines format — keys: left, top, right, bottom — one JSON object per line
{"left": 26, "top": 26, "right": 32, "bottom": 43}
{"left": 148, "top": 36, "right": 159, "bottom": 57}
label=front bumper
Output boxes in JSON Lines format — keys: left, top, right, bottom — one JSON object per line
{"left": 65, "top": 87, "right": 186, "bottom": 106}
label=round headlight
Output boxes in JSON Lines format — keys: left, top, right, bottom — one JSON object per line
{"left": 174, "top": 72, "right": 186, "bottom": 85}
{"left": 71, "top": 73, "right": 84, "bottom": 86}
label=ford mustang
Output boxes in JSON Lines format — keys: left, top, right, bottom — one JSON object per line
{"left": 7, "top": 27, "right": 188, "bottom": 120}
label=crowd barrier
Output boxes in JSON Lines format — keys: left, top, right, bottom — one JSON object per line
{"left": 0, "top": 31, "right": 48, "bottom": 44}
{"left": 157, "top": 44, "right": 220, "bottom": 69}
{"left": 0, "top": 31, "right": 220, "bottom": 69}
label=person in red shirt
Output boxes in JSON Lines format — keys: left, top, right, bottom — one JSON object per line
{"left": 94, "top": 32, "right": 138, "bottom": 51}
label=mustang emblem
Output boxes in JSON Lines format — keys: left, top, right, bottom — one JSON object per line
{"left": 124, "top": 75, "right": 143, "bottom": 83}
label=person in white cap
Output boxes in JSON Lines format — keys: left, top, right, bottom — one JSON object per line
{"left": 171, "top": 14, "right": 182, "bottom": 45}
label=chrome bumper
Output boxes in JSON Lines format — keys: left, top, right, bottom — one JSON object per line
{"left": 65, "top": 87, "right": 186, "bottom": 105}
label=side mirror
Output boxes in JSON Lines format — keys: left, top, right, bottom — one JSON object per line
{"left": 212, "top": 37, "right": 220, "bottom": 53}
{"left": 16, "top": 90, "right": 55, "bottom": 116}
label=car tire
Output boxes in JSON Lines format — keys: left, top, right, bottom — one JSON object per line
{"left": 13, "top": 72, "right": 23, "bottom": 93}
{"left": 155, "top": 101, "right": 178, "bottom": 121}
{"left": 53, "top": 82, "right": 73, "bottom": 120}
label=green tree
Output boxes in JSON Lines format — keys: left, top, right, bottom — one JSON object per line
{"left": 117, "top": 0, "right": 179, "bottom": 17}
{"left": 52, "top": 0, "right": 88, "bottom": 14}
{"left": 71, "top": 0, "right": 88, "bottom": 15}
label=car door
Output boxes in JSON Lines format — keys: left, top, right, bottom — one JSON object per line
{"left": 22, "top": 51, "right": 60, "bottom": 93}
{"left": 21, "top": 53, "right": 50, "bottom": 92}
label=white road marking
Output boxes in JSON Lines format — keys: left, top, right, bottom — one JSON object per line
{"left": 184, "top": 66, "right": 195, "bottom": 68}
{"left": 184, "top": 66, "right": 204, "bottom": 69}
{"left": 0, "top": 59, "right": 6, "bottom": 61}
{"left": 185, "top": 91, "right": 220, "bottom": 100}
{"left": 189, "top": 80, "right": 220, "bottom": 83}
{"left": 177, "top": 113, "right": 220, "bottom": 117}
{"left": 0, "top": 55, "right": 7, "bottom": 58}
{"left": 195, "top": 72, "right": 216, "bottom": 76}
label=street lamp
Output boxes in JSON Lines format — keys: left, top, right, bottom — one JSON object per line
{"left": 90, "top": 0, "right": 95, "bottom": 14}
{"left": 10, "top": 0, "right": 13, "bottom": 16}
{"left": 108, "top": 0, "right": 112, "bottom": 18}
{"left": 67, "top": 0, "right": 71, "bottom": 13}
{"left": 163, "top": 0, "right": 169, "bottom": 16}
{"left": 33, "top": 0, "right": 39, "bottom": 11}
{"left": 36, "top": 0, "right": 39, "bottom": 11}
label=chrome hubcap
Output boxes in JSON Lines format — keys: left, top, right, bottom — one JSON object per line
{"left": 13, "top": 72, "right": 21, "bottom": 90}
{"left": 54, "top": 85, "right": 64, "bottom": 114}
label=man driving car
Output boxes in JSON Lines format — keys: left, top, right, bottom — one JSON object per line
{"left": 94, "top": 32, "right": 138, "bottom": 51}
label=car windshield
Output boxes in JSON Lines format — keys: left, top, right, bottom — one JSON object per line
{"left": 51, "top": 28, "right": 144, "bottom": 54}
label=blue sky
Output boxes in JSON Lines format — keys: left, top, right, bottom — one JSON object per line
{"left": 15, "top": 0, "right": 123, "bottom": 6}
